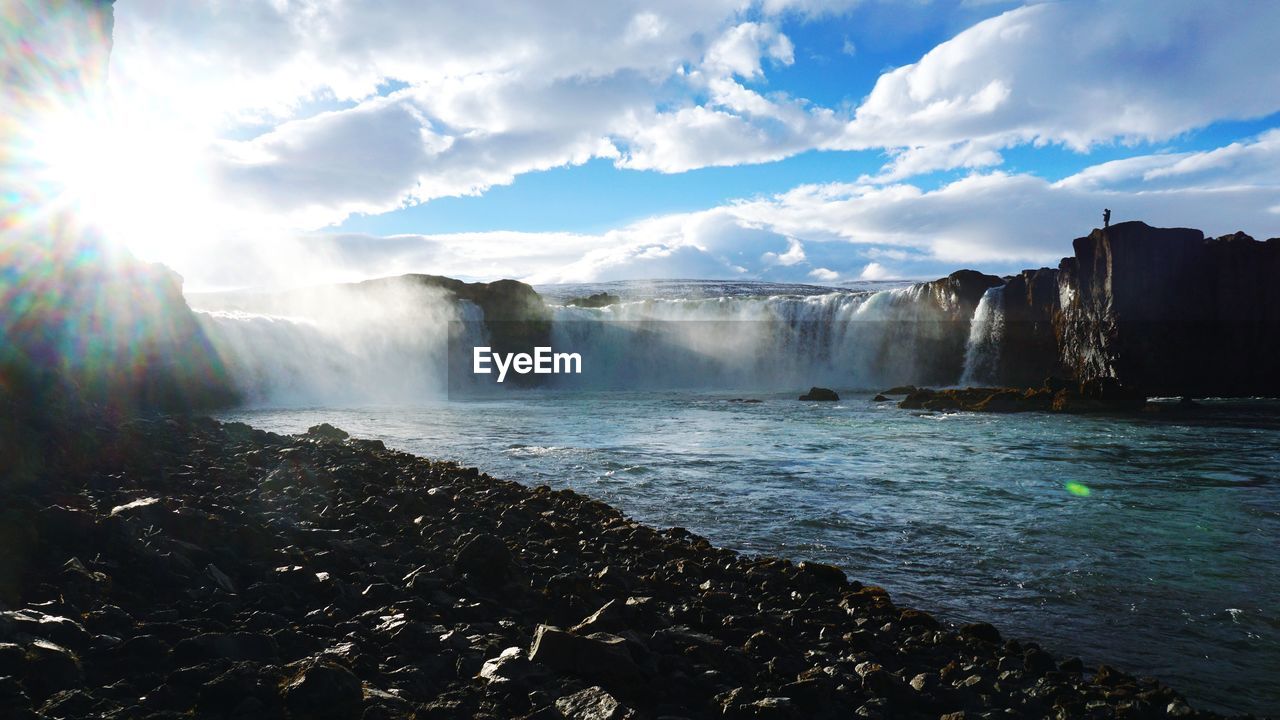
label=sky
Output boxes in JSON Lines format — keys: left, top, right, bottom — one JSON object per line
{"left": 28, "top": 0, "right": 1280, "bottom": 288}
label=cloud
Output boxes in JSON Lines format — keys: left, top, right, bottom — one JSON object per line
{"left": 110, "top": 0, "right": 1280, "bottom": 235}
{"left": 1055, "top": 129, "right": 1280, "bottom": 192}
{"left": 703, "top": 22, "right": 794, "bottom": 79}
{"left": 832, "top": 1, "right": 1280, "bottom": 155}
{"left": 858, "top": 262, "right": 891, "bottom": 280}
{"left": 199, "top": 130, "right": 1276, "bottom": 290}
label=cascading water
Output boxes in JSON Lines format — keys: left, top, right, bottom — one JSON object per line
{"left": 547, "top": 286, "right": 960, "bottom": 391}
{"left": 190, "top": 280, "right": 979, "bottom": 403}
{"left": 961, "top": 285, "right": 1006, "bottom": 386}
{"left": 193, "top": 284, "right": 486, "bottom": 406}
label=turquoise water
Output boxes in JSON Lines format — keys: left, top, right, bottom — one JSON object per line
{"left": 221, "top": 392, "right": 1280, "bottom": 715}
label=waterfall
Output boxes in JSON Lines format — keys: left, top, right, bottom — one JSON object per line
{"left": 192, "top": 281, "right": 979, "bottom": 404}
{"left": 961, "top": 285, "right": 1006, "bottom": 386}
{"left": 544, "top": 286, "right": 958, "bottom": 391}
{"left": 193, "top": 284, "right": 484, "bottom": 406}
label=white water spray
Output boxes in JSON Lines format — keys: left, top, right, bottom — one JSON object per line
{"left": 192, "top": 283, "right": 484, "bottom": 406}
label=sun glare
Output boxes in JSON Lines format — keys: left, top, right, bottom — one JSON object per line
{"left": 30, "top": 98, "right": 216, "bottom": 268}
{"left": 1, "top": 0, "right": 224, "bottom": 275}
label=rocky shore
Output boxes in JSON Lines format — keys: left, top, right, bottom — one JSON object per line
{"left": 0, "top": 413, "right": 1235, "bottom": 720}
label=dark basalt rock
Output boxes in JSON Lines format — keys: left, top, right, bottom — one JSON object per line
{"left": 305, "top": 422, "right": 350, "bottom": 442}
{"left": 282, "top": 661, "right": 364, "bottom": 719}
{"left": 798, "top": 387, "right": 839, "bottom": 401}
{"left": 528, "top": 625, "right": 643, "bottom": 696}
{"left": 901, "top": 270, "right": 1006, "bottom": 385}
{"left": 994, "top": 267, "right": 1066, "bottom": 387}
{"left": 899, "top": 378, "right": 1145, "bottom": 414}
{"left": 975, "top": 222, "right": 1280, "bottom": 397}
{"left": 360, "top": 274, "right": 552, "bottom": 369}
{"left": 567, "top": 292, "right": 622, "bottom": 308}
{"left": 0, "top": 412, "right": 1229, "bottom": 718}
{"left": 453, "top": 532, "right": 514, "bottom": 588}
{"left": 1058, "top": 222, "right": 1280, "bottom": 397}
{"left": 555, "top": 685, "right": 636, "bottom": 720}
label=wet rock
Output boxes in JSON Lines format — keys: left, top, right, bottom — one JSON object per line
{"left": 798, "top": 387, "right": 839, "bottom": 402}
{"left": 173, "top": 631, "right": 278, "bottom": 665}
{"left": 960, "top": 623, "right": 1002, "bottom": 645}
{"left": 741, "top": 696, "right": 800, "bottom": 719}
{"left": 0, "top": 610, "right": 90, "bottom": 650}
{"left": 477, "top": 647, "right": 545, "bottom": 686}
{"left": 39, "top": 688, "right": 104, "bottom": 717}
{"left": 1023, "top": 647, "right": 1055, "bottom": 676}
{"left": 797, "top": 560, "right": 848, "bottom": 587}
{"left": 897, "top": 384, "right": 1143, "bottom": 414}
{"left": 22, "top": 639, "right": 82, "bottom": 701}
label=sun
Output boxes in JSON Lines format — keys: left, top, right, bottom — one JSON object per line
{"left": 29, "top": 96, "right": 217, "bottom": 268}
{"left": 2, "top": 0, "right": 213, "bottom": 271}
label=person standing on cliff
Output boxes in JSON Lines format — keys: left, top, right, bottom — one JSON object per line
{"left": 1103, "top": 208, "right": 1111, "bottom": 228}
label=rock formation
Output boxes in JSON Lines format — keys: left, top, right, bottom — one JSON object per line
{"left": 566, "top": 291, "right": 622, "bottom": 308}
{"left": 2, "top": 0, "right": 237, "bottom": 477}
{"left": 881, "top": 270, "right": 1005, "bottom": 386}
{"left": 960, "top": 222, "right": 1280, "bottom": 397}
{"left": 355, "top": 273, "right": 552, "bottom": 358}
{"left": 1057, "top": 223, "right": 1280, "bottom": 397}
{"left": 1, "top": 0, "right": 230, "bottom": 416}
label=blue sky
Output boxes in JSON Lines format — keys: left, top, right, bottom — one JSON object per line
{"left": 91, "top": 0, "right": 1280, "bottom": 288}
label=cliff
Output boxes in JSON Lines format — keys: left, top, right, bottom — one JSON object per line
{"left": 0, "top": 234, "right": 238, "bottom": 411}
{"left": 890, "top": 269, "right": 1004, "bottom": 385}
{"left": 1056, "top": 223, "right": 1280, "bottom": 396}
{"left": 951, "top": 221, "right": 1280, "bottom": 397}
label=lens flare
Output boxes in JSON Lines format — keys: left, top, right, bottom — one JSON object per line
{"left": 2, "top": 1, "right": 237, "bottom": 412}
{"left": 3, "top": 0, "right": 217, "bottom": 270}
{"left": 1064, "top": 481, "right": 1092, "bottom": 497}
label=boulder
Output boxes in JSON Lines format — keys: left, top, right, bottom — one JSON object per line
{"left": 528, "top": 625, "right": 643, "bottom": 695}
{"left": 281, "top": 661, "right": 364, "bottom": 720}
{"left": 554, "top": 686, "right": 636, "bottom": 720}
{"left": 960, "top": 622, "right": 1002, "bottom": 645}
{"left": 453, "top": 533, "right": 513, "bottom": 588}
{"left": 478, "top": 647, "right": 545, "bottom": 686}
{"left": 305, "top": 423, "right": 349, "bottom": 442}
{"left": 798, "top": 387, "right": 839, "bottom": 402}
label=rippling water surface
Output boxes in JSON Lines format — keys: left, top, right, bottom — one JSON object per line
{"left": 221, "top": 394, "right": 1280, "bottom": 715}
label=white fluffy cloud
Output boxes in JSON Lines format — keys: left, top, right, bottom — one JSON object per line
{"left": 1055, "top": 129, "right": 1280, "bottom": 192}
{"left": 92, "top": 0, "right": 1280, "bottom": 289}
{"left": 182, "top": 129, "right": 1280, "bottom": 291}
{"left": 110, "top": 0, "right": 1280, "bottom": 234}
{"left": 114, "top": 1, "right": 822, "bottom": 227}
{"left": 831, "top": 1, "right": 1280, "bottom": 156}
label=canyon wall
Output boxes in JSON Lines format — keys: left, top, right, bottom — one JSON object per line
{"left": 958, "top": 221, "right": 1280, "bottom": 397}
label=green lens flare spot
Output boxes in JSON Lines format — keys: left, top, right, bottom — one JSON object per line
{"left": 1065, "top": 482, "right": 1092, "bottom": 497}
